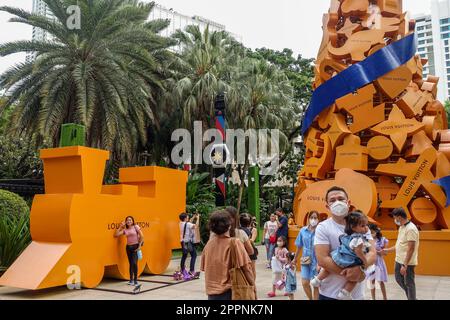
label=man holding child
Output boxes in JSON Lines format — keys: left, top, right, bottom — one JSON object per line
{"left": 313, "top": 186, "right": 377, "bottom": 300}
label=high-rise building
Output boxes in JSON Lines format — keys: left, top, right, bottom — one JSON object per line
{"left": 29, "top": 1, "right": 242, "bottom": 56}
{"left": 28, "top": 0, "right": 54, "bottom": 62}
{"left": 415, "top": 0, "right": 450, "bottom": 102}
{"left": 31, "top": 0, "right": 54, "bottom": 42}
{"left": 150, "top": 3, "right": 242, "bottom": 47}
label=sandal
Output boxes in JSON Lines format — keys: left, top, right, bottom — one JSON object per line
{"left": 267, "top": 292, "right": 276, "bottom": 298}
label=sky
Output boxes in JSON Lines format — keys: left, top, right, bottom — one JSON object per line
{"left": 0, "top": 0, "right": 433, "bottom": 75}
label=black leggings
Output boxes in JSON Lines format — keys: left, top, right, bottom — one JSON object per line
{"left": 126, "top": 244, "right": 139, "bottom": 282}
{"left": 180, "top": 242, "right": 197, "bottom": 272}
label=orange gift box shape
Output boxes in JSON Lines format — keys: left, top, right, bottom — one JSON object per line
{"left": 0, "top": 146, "right": 187, "bottom": 290}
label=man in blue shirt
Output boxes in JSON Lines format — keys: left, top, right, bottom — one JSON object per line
{"left": 276, "top": 208, "right": 288, "bottom": 239}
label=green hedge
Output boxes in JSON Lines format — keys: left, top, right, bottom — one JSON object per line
{"left": 0, "top": 189, "right": 30, "bottom": 218}
{"left": 0, "top": 190, "right": 31, "bottom": 270}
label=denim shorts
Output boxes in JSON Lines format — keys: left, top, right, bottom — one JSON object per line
{"left": 300, "top": 263, "right": 317, "bottom": 280}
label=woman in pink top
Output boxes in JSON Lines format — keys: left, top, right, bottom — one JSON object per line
{"left": 114, "top": 216, "right": 144, "bottom": 286}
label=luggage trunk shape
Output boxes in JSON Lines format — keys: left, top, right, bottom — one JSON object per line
{"left": 0, "top": 146, "right": 187, "bottom": 290}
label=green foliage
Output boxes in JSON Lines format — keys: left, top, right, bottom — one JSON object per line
{"left": 169, "top": 25, "right": 239, "bottom": 131}
{"left": 0, "top": 98, "right": 14, "bottom": 135}
{"left": 225, "top": 181, "right": 248, "bottom": 212}
{"left": 0, "top": 189, "right": 30, "bottom": 218}
{"left": 186, "top": 172, "right": 216, "bottom": 246}
{"left": 248, "top": 48, "right": 314, "bottom": 109}
{"left": 0, "top": 0, "right": 175, "bottom": 162}
{"left": 266, "top": 146, "right": 305, "bottom": 187}
{"left": 260, "top": 187, "right": 279, "bottom": 223}
{"left": 0, "top": 213, "right": 31, "bottom": 270}
{"left": 0, "top": 136, "right": 44, "bottom": 179}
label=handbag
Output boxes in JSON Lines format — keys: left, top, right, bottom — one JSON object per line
{"left": 182, "top": 222, "right": 194, "bottom": 252}
{"left": 300, "top": 230, "right": 314, "bottom": 266}
{"left": 229, "top": 239, "right": 256, "bottom": 300}
{"left": 269, "top": 234, "right": 277, "bottom": 244}
{"left": 300, "top": 256, "right": 311, "bottom": 265}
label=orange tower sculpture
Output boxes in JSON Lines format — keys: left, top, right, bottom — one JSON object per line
{"left": 0, "top": 146, "right": 187, "bottom": 289}
{"left": 293, "top": 0, "right": 450, "bottom": 275}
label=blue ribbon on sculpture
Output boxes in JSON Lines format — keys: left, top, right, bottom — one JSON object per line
{"left": 433, "top": 176, "right": 450, "bottom": 207}
{"left": 301, "top": 32, "right": 417, "bottom": 135}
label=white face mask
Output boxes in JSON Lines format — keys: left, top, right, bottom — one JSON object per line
{"left": 309, "top": 218, "right": 318, "bottom": 227}
{"left": 394, "top": 219, "right": 401, "bottom": 226}
{"left": 277, "top": 241, "right": 283, "bottom": 247}
{"left": 329, "top": 200, "right": 349, "bottom": 217}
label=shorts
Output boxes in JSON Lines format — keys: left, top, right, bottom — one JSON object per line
{"left": 272, "top": 272, "right": 283, "bottom": 285}
{"left": 300, "top": 264, "right": 318, "bottom": 280}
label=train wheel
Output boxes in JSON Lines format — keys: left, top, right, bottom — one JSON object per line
{"left": 142, "top": 221, "right": 172, "bottom": 275}
{"left": 80, "top": 262, "right": 105, "bottom": 288}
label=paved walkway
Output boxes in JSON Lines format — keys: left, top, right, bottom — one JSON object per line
{"left": 1, "top": 247, "right": 449, "bottom": 300}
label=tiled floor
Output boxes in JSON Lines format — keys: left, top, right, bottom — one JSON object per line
{"left": 0, "top": 248, "right": 449, "bottom": 300}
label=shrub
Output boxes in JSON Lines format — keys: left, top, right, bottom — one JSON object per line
{"left": 0, "top": 136, "right": 44, "bottom": 180}
{"left": 0, "top": 212, "right": 31, "bottom": 271}
{"left": 0, "top": 189, "right": 30, "bottom": 219}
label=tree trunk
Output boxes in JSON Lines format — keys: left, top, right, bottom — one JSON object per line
{"left": 236, "top": 162, "right": 248, "bottom": 214}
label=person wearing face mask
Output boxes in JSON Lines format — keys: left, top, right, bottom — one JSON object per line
{"left": 383, "top": 208, "right": 419, "bottom": 300}
{"left": 293, "top": 211, "right": 320, "bottom": 300}
{"left": 267, "top": 236, "right": 289, "bottom": 298}
{"left": 314, "top": 186, "right": 377, "bottom": 300}
{"left": 311, "top": 212, "right": 374, "bottom": 300}
{"left": 263, "top": 214, "right": 279, "bottom": 268}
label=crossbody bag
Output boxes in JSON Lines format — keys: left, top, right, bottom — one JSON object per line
{"left": 182, "top": 222, "right": 194, "bottom": 252}
{"left": 301, "top": 230, "right": 314, "bottom": 266}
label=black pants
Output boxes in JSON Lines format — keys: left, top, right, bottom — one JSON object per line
{"left": 126, "top": 244, "right": 139, "bottom": 282}
{"left": 180, "top": 242, "right": 197, "bottom": 272}
{"left": 395, "top": 262, "right": 416, "bottom": 300}
{"left": 208, "top": 290, "right": 232, "bottom": 300}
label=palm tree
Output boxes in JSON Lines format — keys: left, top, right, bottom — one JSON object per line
{"left": 169, "top": 25, "right": 240, "bottom": 131}
{"left": 227, "top": 58, "right": 295, "bottom": 212}
{"left": 0, "top": 0, "right": 175, "bottom": 162}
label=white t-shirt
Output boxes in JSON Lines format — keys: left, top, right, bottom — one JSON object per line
{"left": 314, "top": 218, "right": 373, "bottom": 300}
{"left": 179, "top": 222, "right": 195, "bottom": 242}
{"left": 264, "top": 221, "right": 278, "bottom": 239}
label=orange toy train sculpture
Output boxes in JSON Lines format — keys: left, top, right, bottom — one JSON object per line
{"left": 292, "top": 0, "right": 450, "bottom": 275}
{"left": 0, "top": 146, "right": 187, "bottom": 289}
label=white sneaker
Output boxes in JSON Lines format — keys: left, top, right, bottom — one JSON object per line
{"left": 337, "top": 289, "right": 352, "bottom": 300}
{"left": 127, "top": 281, "right": 134, "bottom": 286}
{"left": 310, "top": 277, "right": 322, "bottom": 288}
